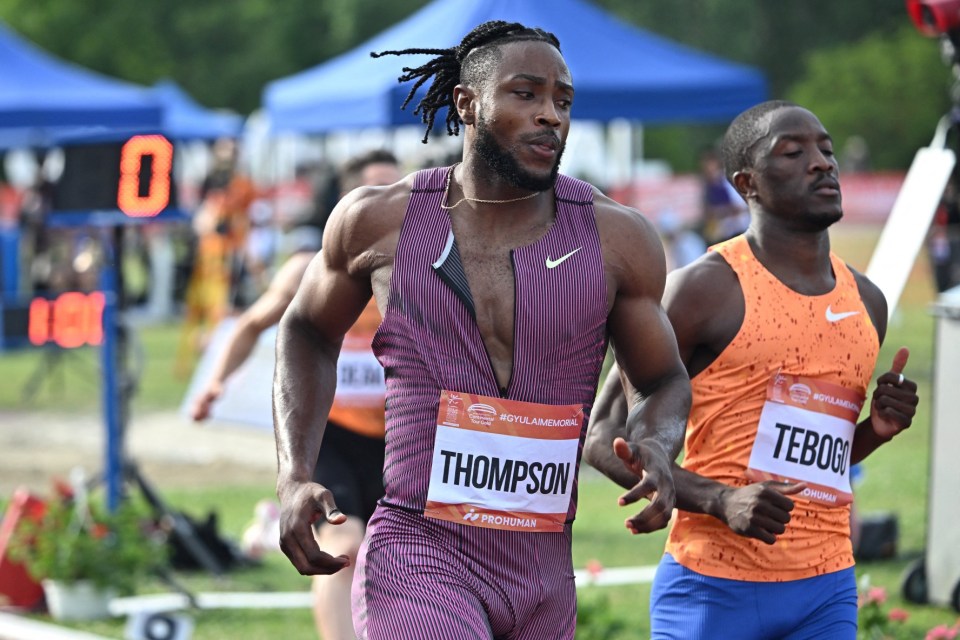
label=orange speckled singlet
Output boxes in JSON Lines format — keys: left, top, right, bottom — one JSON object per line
{"left": 327, "top": 300, "right": 386, "bottom": 439}
{"left": 665, "top": 234, "right": 879, "bottom": 581}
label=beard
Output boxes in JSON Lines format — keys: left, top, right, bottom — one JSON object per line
{"left": 474, "top": 115, "right": 565, "bottom": 192}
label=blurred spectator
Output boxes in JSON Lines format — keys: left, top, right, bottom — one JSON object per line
{"left": 930, "top": 178, "right": 960, "bottom": 293}
{"left": 18, "top": 155, "right": 57, "bottom": 294}
{"left": 657, "top": 209, "right": 706, "bottom": 271}
{"left": 697, "top": 146, "right": 749, "bottom": 245}
{"left": 176, "top": 138, "right": 256, "bottom": 376}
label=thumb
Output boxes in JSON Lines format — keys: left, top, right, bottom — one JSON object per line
{"left": 316, "top": 493, "right": 347, "bottom": 525}
{"left": 769, "top": 481, "right": 807, "bottom": 495}
{"left": 890, "top": 347, "right": 909, "bottom": 375}
{"left": 613, "top": 437, "right": 633, "bottom": 463}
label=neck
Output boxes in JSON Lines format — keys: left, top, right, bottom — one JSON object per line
{"left": 746, "top": 214, "right": 835, "bottom": 294}
{"left": 442, "top": 161, "right": 546, "bottom": 217}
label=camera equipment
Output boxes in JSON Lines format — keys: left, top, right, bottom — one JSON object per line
{"left": 908, "top": 0, "right": 960, "bottom": 68}
{"left": 907, "top": 0, "right": 960, "bottom": 36}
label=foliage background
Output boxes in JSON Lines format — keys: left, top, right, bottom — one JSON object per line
{"left": 0, "top": 0, "right": 951, "bottom": 171}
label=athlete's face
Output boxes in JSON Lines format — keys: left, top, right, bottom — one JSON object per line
{"left": 746, "top": 107, "right": 842, "bottom": 231}
{"left": 471, "top": 41, "right": 571, "bottom": 192}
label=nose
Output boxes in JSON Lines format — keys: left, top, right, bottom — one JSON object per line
{"left": 810, "top": 147, "right": 836, "bottom": 173}
{"left": 535, "top": 100, "right": 562, "bottom": 129}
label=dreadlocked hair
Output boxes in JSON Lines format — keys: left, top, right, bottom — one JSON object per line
{"left": 371, "top": 20, "right": 561, "bottom": 142}
{"left": 721, "top": 100, "right": 797, "bottom": 184}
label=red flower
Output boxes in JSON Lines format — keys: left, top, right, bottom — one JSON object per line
{"left": 887, "top": 608, "right": 909, "bottom": 622}
{"left": 585, "top": 559, "right": 604, "bottom": 578}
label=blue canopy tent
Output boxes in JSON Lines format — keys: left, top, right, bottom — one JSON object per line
{"left": 264, "top": 0, "right": 767, "bottom": 133}
{"left": 151, "top": 79, "right": 243, "bottom": 141}
{"left": 0, "top": 21, "right": 162, "bottom": 148}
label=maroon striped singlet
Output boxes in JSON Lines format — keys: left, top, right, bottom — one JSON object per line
{"left": 354, "top": 166, "right": 609, "bottom": 640}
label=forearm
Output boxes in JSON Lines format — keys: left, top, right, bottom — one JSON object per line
{"left": 210, "top": 319, "right": 263, "bottom": 386}
{"left": 272, "top": 314, "right": 340, "bottom": 492}
{"left": 624, "top": 370, "right": 690, "bottom": 463}
{"left": 585, "top": 428, "right": 640, "bottom": 489}
{"left": 672, "top": 465, "right": 730, "bottom": 522}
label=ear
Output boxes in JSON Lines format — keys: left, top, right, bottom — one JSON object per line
{"left": 453, "top": 84, "right": 477, "bottom": 126}
{"left": 732, "top": 170, "right": 756, "bottom": 201}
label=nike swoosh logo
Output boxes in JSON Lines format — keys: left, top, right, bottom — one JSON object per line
{"left": 546, "top": 247, "right": 582, "bottom": 269}
{"left": 825, "top": 305, "right": 860, "bottom": 323}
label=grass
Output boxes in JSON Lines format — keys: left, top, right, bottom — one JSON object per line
{"left": 3, "top": 224, "right": 960, "bottom": 637}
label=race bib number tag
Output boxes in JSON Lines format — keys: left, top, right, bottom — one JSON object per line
{"left": 335, "top": 349, "right": 385, "bottom": 403}
{"left": 746, "top": 374, "right": 864, "bottom": 506}
{"left": 424, "top": 390, "right": 583, "bottom": 532}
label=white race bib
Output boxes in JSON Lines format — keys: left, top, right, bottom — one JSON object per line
{"left": 746, "top": 374, "right": 864, "bottom": 506}
{"left": 424, "top": 390, "right": 583, "bottom": 532}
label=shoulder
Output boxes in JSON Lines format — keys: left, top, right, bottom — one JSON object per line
{"left": 590, "top": 188, "right": 666, "bottom": 293}
{"left": 848, "top": 264, "right": 888, "bottom": 342}
{"left": 322, "top": 172, "right": 416, "bottom": 276}
{"left": 665, "top": 251, "right": 739, "bottom": 312}
{"left": 664, "top": 251, "right": 743, "bottom": 349}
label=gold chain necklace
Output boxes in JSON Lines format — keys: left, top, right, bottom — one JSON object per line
{"left": 439, "top": 163, "right": 541, "bottom": 210}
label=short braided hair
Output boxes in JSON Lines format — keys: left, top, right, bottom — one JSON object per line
{"left": 720, "top": 100, "right": 797, "bottom": 184}
{"left": 371, "top": 20, "right": 561, "bottom": 142}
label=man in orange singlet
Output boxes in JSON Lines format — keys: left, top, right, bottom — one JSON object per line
{"left": 191, "top": 149, "right": 401, "bottom": 640}
{"left": 585, "top": 101, "right": 920, "bottom": 639}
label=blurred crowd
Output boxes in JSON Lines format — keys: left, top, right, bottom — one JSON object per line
{"left": 1, "top": 135, "right": 959, "bottom": 374}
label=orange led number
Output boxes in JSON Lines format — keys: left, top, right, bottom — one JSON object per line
{"left": 28, "top": 292, "right": 105, "bottom": 348}
{"left": 117, "top": 135, "right": 173, "bottom": 217}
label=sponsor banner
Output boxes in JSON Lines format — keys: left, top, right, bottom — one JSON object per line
{"left": 767, "top": 374, "right": 865, "bottom": 423}
{"left": 437, "top": 390, "right": 583, "bottom": 440}
{"left": 426, "top": 390, "right": 582, "bottom": 531}
{"left": 424, "top": 501, "right": 567, "bottom": 533}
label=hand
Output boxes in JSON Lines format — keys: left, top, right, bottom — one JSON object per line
{"left": 613, "top": 437, "right": 676, "bottom": 534}
{"left": 870, "top": 347, "right": 919, "bottom": 440}
{"left": 719, "top": 481, "right": 805, "bottom": 544}
{"left": 190, "top": 382, "right": 222, "bottom": 422}
{"left": 276, "top": 479, "right": 350, "bottom": 575}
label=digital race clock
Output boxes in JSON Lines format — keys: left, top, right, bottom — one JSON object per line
{"left": 49, "top": 134, "right": 187, "bottom": 226}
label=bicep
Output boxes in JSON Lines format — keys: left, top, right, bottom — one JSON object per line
{"left": 609, "top": 292, "right": 685, "bottom": 396}
{"left": 283, "top": 249, "right": 372, "bottom": 345}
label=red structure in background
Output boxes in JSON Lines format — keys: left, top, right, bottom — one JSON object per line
{"left": 0, "top": 488, "right": 46, "bottom": 610}
{"left": 608, "top": 172, "right": 907, "bottom": 228}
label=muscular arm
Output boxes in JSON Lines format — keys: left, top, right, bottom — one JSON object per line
{"left": 191, "top": 252, "right": 313, "bottom": 421}
{"left": 849, "top": 269, "right": 919, "bottom": 463}
{"left": 587, "top": 194, "right": 692, "bottom": 533}
{"left": 272, "top": 185, "right": 398, "bottom": 575}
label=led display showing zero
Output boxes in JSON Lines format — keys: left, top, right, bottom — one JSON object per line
{"left": 116, "top": 135, "right": 174, "bottom": 218}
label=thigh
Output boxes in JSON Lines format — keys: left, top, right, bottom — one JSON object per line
{"left": 353, "top": 512, "right": 492, "bottom": 640}
{"left": 650, "top": 554, "right": 761, "bottom": 640}
{"left": 779, "top": 568, "right": 857, "bottom": 640}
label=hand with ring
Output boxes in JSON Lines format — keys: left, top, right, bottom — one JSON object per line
{"left": 870, "top": 347, "right": 919, "bottom": 440}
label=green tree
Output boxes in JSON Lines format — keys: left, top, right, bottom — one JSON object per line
{"left": 0, "top": 0, "right": 427, "bottom": 114}
{"left": 789, "top": 25, "right": 950, "bottom": 169}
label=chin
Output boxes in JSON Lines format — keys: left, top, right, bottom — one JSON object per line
{"left": 808, "top": 209, "right": 843, "bottom": 231}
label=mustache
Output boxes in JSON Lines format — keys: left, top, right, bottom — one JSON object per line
{"left": 521, "top": 133, "right": 561, "bottom": 149}
{"left": 811, "top": 175, "right": 840, "bottom": 191}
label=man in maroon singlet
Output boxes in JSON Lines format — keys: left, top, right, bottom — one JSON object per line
{"left": 272, "top": 20, "right": 691, "bottom": 640}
